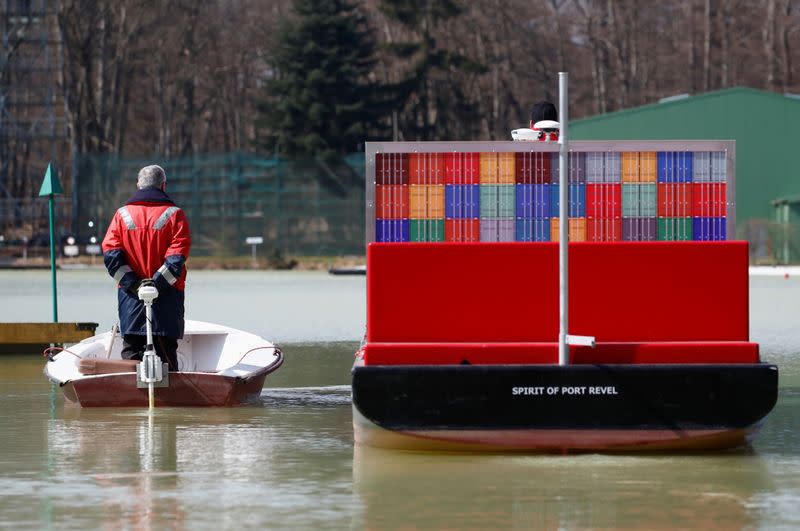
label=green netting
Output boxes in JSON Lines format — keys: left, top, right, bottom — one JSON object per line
{"left": 75, "top": 152, "right": 365, "bottom": 256}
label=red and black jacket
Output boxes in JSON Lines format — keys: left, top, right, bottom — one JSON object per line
{"left": 102, "top": 188, "right": 191, "bottom": 338}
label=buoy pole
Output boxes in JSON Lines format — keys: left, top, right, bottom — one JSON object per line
{"left": 558, "top": 72, "right": 569, "bottom": 366}
{"left": 38, "top": 163, "right": 64, "bottom": 323}
{"left": 47, "top": 194, "right": 58, "bottom": 322}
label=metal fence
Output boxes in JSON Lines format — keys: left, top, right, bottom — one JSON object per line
{"left": 72, "top": 152, "right": 365, "bottom": 256}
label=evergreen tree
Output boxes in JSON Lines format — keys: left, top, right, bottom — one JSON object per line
{"left": 257, "top": 0, "right": 383, "bottom": 160}
{"left": 379, "top": 0, "right": 486, "bottom": 140}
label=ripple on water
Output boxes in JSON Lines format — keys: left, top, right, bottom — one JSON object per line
{"left": 260, "top": 385, "right": 352, "bottom": 408}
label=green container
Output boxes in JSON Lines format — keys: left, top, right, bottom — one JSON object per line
{"left": 622, "top": 184, "right": 639, "bottom": 217}
{"left": 657, "top": 217, "right": 693, "bottom": 241}
{"left": 623, "top": 184, "right": 657, "bottom": 218}
{"left": 480, "top": 185, "right": 515, "bottom": 218}
{"left": 640, "top": 184, "right": 657, "bottom": 217}
{"left": 409, "top": 219, "right": 445, "bottom": 242}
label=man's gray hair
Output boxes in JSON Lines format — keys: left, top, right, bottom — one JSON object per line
{"left": 137, "top": 165, "right": 167, "bottom": 190}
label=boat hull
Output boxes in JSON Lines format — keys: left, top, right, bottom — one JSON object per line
{"left": 62, "top": 370, "right": 270, "bottom": 407}
{"left": 351, "top": 363, "right": 779, "bottom": 452}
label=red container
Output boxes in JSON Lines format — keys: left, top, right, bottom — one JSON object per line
{"left": 586, "top": 183, "right": 621, "bottom": 218}
{"left": 658, "top": 183, "right": 693, "bottom": 218}
{"left": 445, "top": 218, "right": 480, "bottom": 242}
{"left": 587, "top": 217, "right": 622, "bottom": 242}
{"left": 692, "top": 183, "right": 727, "bottom": 217}
{"left": 375, "top": 184, "right": 409, "bottom": 219}
{"left": 515, "top": 152, "right": 551, "bottom": 184}
{"left": 444, "top": 152, "right": 480, "bottom": 184}
{"left": 375, "top": 153, "right": 409, "bottom": 185}
{"left": 409, "top": 153, "right": 445, "bottom": 185}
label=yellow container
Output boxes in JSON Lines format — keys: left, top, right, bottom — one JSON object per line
{"left": 621, "top": 152, "right": 657, "bottom": 183}
{"left": 550, "top": 217, "right": 587, "bottom": 242}
{"left": 639, "top": 152, "right": 657, "bottom": 182}
{"left": 409, "top": 184, "right": 445, "bottom": 219}
{"left": 479, "top": 153, "right": 515, "bottom": 184}
{"left": 621, "top": 152, "right": 639, "bottom": 182}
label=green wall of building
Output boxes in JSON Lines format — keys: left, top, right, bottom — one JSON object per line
{"left": 571, "top": 88, "right": 800, "bottom": 231}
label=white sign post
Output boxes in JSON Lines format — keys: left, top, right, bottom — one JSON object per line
{"left": 85, "top": 236, "right": 101, "bottom": 265}
{"left": 63, "top": 236, "right": 79, "bottom": 258}
{"left": 245, "top": 236, "right": 263, "bottom": 268}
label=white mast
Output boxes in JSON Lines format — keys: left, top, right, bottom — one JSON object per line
{"left": 558, "top": 72, "right": 569, "bottom": 366}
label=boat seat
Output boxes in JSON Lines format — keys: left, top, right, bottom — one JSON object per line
{"left": 77, "top": 358, "right": 138, "bottom": 375}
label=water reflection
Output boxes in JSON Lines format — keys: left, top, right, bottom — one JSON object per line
{"left": 47, "top": 408, "right": 184, "bottom": 529}
{"left": 352, "top": 444, "right": 773, "bottom": 529}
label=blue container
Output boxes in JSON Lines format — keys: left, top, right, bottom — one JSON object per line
{"left": 445, "top": 184, "right": 480, "bottom": 218}
{"left": 693, "top": 217, "right": 727, "bottom": 241}
{"left": 515, "top": 184, "right": 550, "bottom": 219}
{"left": 549, "top": 183, "right": 586, "bottom": 217}
{"left": 657, "top": 152, "right": 693, "bottom": 183}
{"left": 515, "top": 218, "right": 551, "bottom": 242}
{"left": 550, "top": 152, "right": 587, "bottom": 183}
{"left": 375, "top": 219, "right": 409, "bottom": 242}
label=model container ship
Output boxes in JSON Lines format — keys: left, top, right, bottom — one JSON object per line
{"left": 352, "top": 140, "right": 778, "bottom": 452}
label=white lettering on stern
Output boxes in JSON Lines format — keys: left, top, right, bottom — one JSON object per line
{"left": 511, "top": 386, "right": 545, "bottom": 396}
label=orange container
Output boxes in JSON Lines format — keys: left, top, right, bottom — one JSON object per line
{"left": 692, "top": 183, "right": 727, "bottom": 217}
{"left": 621, "top": 152, "right": 657, "bottom": 183}
{"left": 375, "top": 153, "right": 409, "bottom": 184}
{"left": 621, "top": 153, "right": 639, "bottom": 183}
{"left": 409, "top": 185, "right": 445, "bottom": 219}
{"left": 640, "top": 152, "right": 657, "bottom": 182}
{"left": 586, "top": 217, "right": 622, "bottom": 242}
{"left": 409, "top": 153, "right": 445, "bottom": 185}
{"left": 658, "top": 183, "right": 693, "bottom": 218}
{"left": 444, "top": 152, "right": 480, "bottom": 184}
{"left": 445, "top": 218, "right": 480, "bottom": 242}
{"left": 479, "top": 152, "right": 515, "bottom": 184}
{"left": 375, "top": 184, "right": 409, "bottom": 219}
{"left": 550, "top": 217, "right": 587, "bottom": 242}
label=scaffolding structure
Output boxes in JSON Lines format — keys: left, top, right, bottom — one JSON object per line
{"left": 0, "top": 0, "right": 66, "bottom": 239}
{"left": 75, "top": 153, "right": 366, "bottom": 256}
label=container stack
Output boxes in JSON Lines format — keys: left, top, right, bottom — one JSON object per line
{"left": 515, "top": 152, "right": 551, "bottom": 241}
{"left": 621, "top": 152, "right": 657, "bottom": 241}
{"left": 586, "top": 152, "right": 621, "bottom": 241}
{"left": 409, "top": 153, "right": 445, "bottom": 242}
{"left": 373, "top": 148, "right": 730, "bottom": 243}
{"left": 479, "top": 153, "right": 515, "bottom": 241}
{"left": 657, "top": 151, "right": 694, "bottom": 240}
{"left": 692, "top": 151, "right": 727, "bottom": 240}
{"left": 444, "top": 152, "right": 481, "bottom": 241}
{"left": 375, "top": 153, "right": 409, "bottom": 242}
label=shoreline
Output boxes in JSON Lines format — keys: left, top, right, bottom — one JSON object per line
{"left": 2, "top": 259, "right": 798, "bottom": 275}
{"left": 0, "top": 254, "right": 366, "bottom": 272}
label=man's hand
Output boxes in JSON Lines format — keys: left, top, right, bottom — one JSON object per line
{"left": 128, "top": 278, "right": 154, "bottom": 295}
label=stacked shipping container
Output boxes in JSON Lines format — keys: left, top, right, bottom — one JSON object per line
{"left": 373, "top": 149, "right": 730, "bottom": 243}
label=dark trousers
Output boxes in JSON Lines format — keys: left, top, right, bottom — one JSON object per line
{"left": 121, "top": 334, "right": 179, "bottom": 372}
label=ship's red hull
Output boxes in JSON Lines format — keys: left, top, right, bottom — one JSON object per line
{"left": 353, "top": 407, "right": 761, "bottom": 452}
{"left": 62, "top": 370, "right": 269, "bottom": 407}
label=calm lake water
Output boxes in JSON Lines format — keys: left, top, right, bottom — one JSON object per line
{"left": 0, "top": 269, "right": 798, "bottom": 529}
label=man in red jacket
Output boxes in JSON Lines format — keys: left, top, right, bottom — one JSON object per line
{"left": 102, "top": 165, "right": 191, "bottom": 371}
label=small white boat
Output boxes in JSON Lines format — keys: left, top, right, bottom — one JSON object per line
{"left": 44, "top": 320, "right": 283, "bottom": 407}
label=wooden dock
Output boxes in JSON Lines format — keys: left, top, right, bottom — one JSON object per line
{"left": 0, "top": 322, "right": 99, "bottom": 355}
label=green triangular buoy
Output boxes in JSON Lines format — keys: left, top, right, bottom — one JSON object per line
{"left": 38, "top": 162, "right": 64, "bottom": 196}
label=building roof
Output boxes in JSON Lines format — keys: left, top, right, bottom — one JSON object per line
{"left": 571, "top": 87, "right": 800, "bottom": 223}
